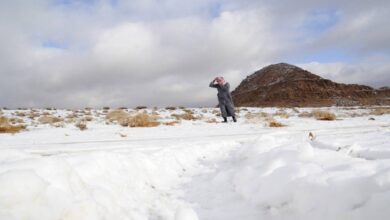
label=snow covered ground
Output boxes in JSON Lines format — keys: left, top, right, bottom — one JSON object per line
{"left": 0, "top": 107, "right": 390, "bottom": 220}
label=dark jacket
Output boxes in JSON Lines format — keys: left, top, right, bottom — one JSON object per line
{"left": 209, "top": 80, "right": 235, "bottom": 117}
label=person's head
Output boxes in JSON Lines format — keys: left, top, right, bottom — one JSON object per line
{"left": 216, "top": 76, "right": 225, "bottom": 85}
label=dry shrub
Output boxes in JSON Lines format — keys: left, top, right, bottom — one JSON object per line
{"left": 245, "top": 112, "right": 271, "bottom": 123}
{"left": 75, "top": 120, "right": 87, "bottom": 131}
{"left": 312, "top": 111, "right": 336, "bottom": 121}
{"left": 171, "top": 111, "right": 197, "bottom": 121}
{"left": 127, "top": 113, "right": 160, "bottom": 127}
{"left": 268, "top": 120, "right": 285, "bottom": 127}
{"left": 0, "top": 116, "right": 25, "bottom": 133}
{"left": 84, "top": 116, "right": 93, "bottom": 121}
{"left": 15, "top": 112, "right": 26, "bottom": 117}
{"left": 211, "top": 109, "right": 219, "bottom": 114}
{"left": 106, "top": 110, "right": 130, "bottom": 124}
{"left": 273, "top": 110, "right": 289, "bottom": 118}
{"left": 370, "top": 108, "right": 390, "bottom": 115}
{"left": 165, "top": 106, "right": 177, "bottom": 110}
{"left": 9, "top": 117, "right": 24, "bottom": 124}
{"left": 28, "top": 111, "right": 40, "bottom": 120}
{"left": 38, "top": 115, "right": 63, "bottom": 124}
{"left": 348, "top": 112, "right": 368, "bottom": 118}
{"left": 164, "top": 121, "right": 180, "bottom": 126}
{"left": 298, "top": 111, "right": 312, "bottom": 118}
{"left": 205, "top": 118, "right": 217, "bottom": 123}
{"left": 292, "top": 107, "right": 300, "bottom": 113}
{"left": 135, "top": 106, "right": 147, "bottom": 110}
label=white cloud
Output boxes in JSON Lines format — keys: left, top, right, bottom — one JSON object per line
{"left": 0, "top": 0, "right": 389, "bottom": 108}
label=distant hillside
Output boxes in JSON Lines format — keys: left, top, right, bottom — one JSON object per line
{"left": 231, "top": 63, "right": 390, "bottom": 107}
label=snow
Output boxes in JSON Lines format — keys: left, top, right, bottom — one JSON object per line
{"left": 0, "top": 107, "right": 389, "bottom": 220}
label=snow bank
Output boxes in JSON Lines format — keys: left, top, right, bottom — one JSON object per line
{"left": 188, "top": 132, "right": 390, "bottom": 220}
{"left": 0, "top": 141, "right": 235, "bottom": 220}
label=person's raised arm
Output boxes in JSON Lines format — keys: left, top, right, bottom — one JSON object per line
{"left": 209, "top": 79, "right": 218, "bottom": 88}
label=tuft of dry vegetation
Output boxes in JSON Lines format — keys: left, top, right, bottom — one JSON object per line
{"left": 205, "top": 118, "right": 217, "bottom": 123}
{"left": 106, "top": 110, "right": 130, "bottom": 125}
{"left": 165, "top": 106, "right": 177, "bottom": 111}
{"left": 273, "top": 110, "right": 290, "bottom": 118}
{"left": 75, "top": 120, "right": 87, "bottom": 131}
{"left": 171, "top": 111, "right": 198, "bottom": 121}
{"left": 268, "top": 120, "right": 286, "bottom": 127}
{"left": 135, "top": 106, "right": 147, "bottom": 110}
{"left": 0, "top": 116, "right": 26, "bottom": 133}
{"left": 369, "top": 107, "right": 390, "bottom": 116}
{"left": 312, "top": 111, "right": 337, "bottom": 121}
{"left": 163, "top": 121, "right": 180, "bottom": 126}
{"left": 38, "top": 115, "right": 63, "bottom": 124}
{"left": 127, "top": 113, "right": 160, "bottom": 127}
{"left": 245, "top": 112, "right": 272, "bottom": 123}
{"left": 299, "top": 110, "right": 336, "bottom": 121}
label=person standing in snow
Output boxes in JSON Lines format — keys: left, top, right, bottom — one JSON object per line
{"left": 209, "top": 76, "right": 237, "bottom": 123}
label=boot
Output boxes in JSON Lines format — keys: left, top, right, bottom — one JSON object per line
{"left": 232, "top": 116, "right": 237, "bottom": 122}
{"left": 222, "top": 117, "right": 227, "bottom": 123}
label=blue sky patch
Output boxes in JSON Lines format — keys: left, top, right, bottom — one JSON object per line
{"left": 42, "top": 40, "right": 67, "bottom": 49}
{"left": 302, "top": 8, "right": 340, "bottom": 35}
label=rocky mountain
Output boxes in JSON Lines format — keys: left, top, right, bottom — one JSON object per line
{"left": 231, "top": 63, "right": 390, "bottom": 107}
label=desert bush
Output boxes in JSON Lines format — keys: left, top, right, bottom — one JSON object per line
{"left": 103, "top": 106, "right": 110, "bottom": 110}
{"left": 15, "top": 112, "right": 26, "bottom": 117}
{"left": 369, "top": 108, "right": 390, "bottom": 115}
{"left": 312, "top": 111, "right": 336, "bottom": 121}
{"left": 127, "top": 113, "right": 160, "bottom": 127}
{"left": 298, "top": 111, "right": 312, "bottom": 118}
{"left": 106, "top": 110, "right": 130, "bottom": 124}
{"left": 268, "top": 120, "right": 285, "bottom": 127}
{"left": 163, "top": 121, "right": 180, "bottom": 126}
{"left": 84, "top": 116, "right": 93, "bottom": 121}
{"left": 292, "top": 107, "right": 300, "bottom": 113}
{"left": 0, "top": 116, "right": 25, "bottom": 133}
{"left": 165, "top": 106, "right": 177, "bottom": 110}
{"left": 273, "top": 110, "right": 289, "bottom": 118}
{"left": 38, "top": 115, "right": 63, "bottom": 124}
{"left": 171, "top": 111, "right": 198, "bottom": 121}
{"left": 245, "top": 112, "right": 273, "bottom": 123}
{"left": 205, "top": 118, "right": 217, "bottom": 123}
{"left": 75, "top": 120, "right": 87, "bottom": 131}
{"left": 10, "top": 118, "right": 24, "bottom": 124}
{"left": 135, "top": 106, "right": 147, "bottom": 110}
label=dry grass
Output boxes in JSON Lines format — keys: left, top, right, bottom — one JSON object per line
{"left": 205, "top": 118, "right": 217, "bottom": 123}
{"left": 106, "top": 110, "right": 130, "bottom": 125}
{"left": 163, "top": 120, "right": 180, "bottom": 126}
{"left": 38, "top": 115, "right": 63, "bottom": 124}
{"left": 84, "top": 116, "right": 93, "bottom": 121}
{"left": 127, "top": 113, "right": 160, "bottom": 127}
{"left": 165, "top": 106, "right": 177, "bottom": 110}
{"left": 312, "top": 111, "right": 336, "bottom": 121}
{"left": 0, "top": 116, "right": 25, "bottom": 133}
{"left": 75, "top": 120, "right": 87, "bottom": 130}
{"left": 369, "top": 107, "right": 390, "bottom": 116}
{"left": 268, "top": 120, "right": 286, "bottom": 127}
{"left": 298, "top": 110, "right": 336, "bottom": 120}
{"left": 273, "top": 110, "right": 290, "bottom": 118}
{"left": 245, "top": 112, "right": 271, "bottom": 123}
{"left": 298, "top": 111, "right": 312, "bottom": 118}
{"left": 135, "top": 106, "right": 147, "bottom": 110}
{"left": 171, "top": 110, "right": 198, "bottom": 121}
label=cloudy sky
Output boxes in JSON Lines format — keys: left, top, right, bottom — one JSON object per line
{"left": 1, "top": 0, "right": 389, "bottom": 108}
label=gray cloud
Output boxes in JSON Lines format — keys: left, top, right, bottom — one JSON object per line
{"left": 0, "top": 0, "right": 389, "bottom": 108}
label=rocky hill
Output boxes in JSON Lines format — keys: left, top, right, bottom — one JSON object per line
{"left": 231, "top": 63, "right": 390, "bottom": 107}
